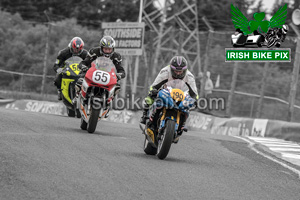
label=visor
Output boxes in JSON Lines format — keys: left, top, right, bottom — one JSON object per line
{"left": 171, "top": 65, "right": 187, "bottom": 71}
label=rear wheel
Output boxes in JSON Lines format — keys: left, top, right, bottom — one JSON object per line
{"left": 267, "top": 37, "right": 276, "bottom": 48}
{"left": 157, "top": 120, "right": 175, "bottom": 160}
{"left": 67, "top": 107, "right": 75, "bottom": 117}
{"left": 87, "top": 107, "right": 101, "bottom": 133}
{"left": 143, "top": 137, "right": 157, "bottom": 155}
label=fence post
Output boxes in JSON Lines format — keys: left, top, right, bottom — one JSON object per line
{"left": 250, "top": 97, "right": 255, "bottom": 118}
{"left": 288, "top": 37, "right": 300, "bottom": 122}
{"left": 132, "top": 56, "right": 140, "bottom": 95}
{"left": 256, "top": 62, "right": 269, "bottom": 118}
{"left": 41, "top": 11, "right": 51, "bottom": 95}
{"left": 120, "top": 57, "right": 128, "bottom": 98}
{"left": 200, "top": 30, "right": 212, "bottom": 98}
{"left": 200, "top": 16, "right": 214, "bottom": 98}
{"left": 20, "top": 73, "right": 24, "bottom": 92}
{"left": 152, "top": 0, "right": 168, "bottom": 79}
{"left": 132, "top": 0, "right": 143, "bottom": 95}
{"left": 226, "top": 62, "right": 239, "bottom": 117}
{"left": 178, "top": 29, "right": 183, "bottom": 54}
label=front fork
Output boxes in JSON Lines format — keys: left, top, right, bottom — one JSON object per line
{"left": 157, "top": 108, "right": 181, "bottom": 139}
{"left": 86, "top": 88, "right": 94, "bottom": 115}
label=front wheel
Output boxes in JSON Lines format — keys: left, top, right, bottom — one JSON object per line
{"left": 87, "top": 107, "right": 101, "bottom": 133}
{"left": 143, "top": 137, "right": 157, "bottom": 155}
{"left": 157, "top": 120, "right": 175, "bottom": 160}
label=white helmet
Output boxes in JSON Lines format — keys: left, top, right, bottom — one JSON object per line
{"left": 282, "top": 24, "right": 289, "bottom": 34}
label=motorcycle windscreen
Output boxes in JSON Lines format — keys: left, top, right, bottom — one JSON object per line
{"left": 64, "top": 56, "right": 83, "bottom": 75}
{"left": 164, "top": 80, "right": 190, "bottom": 100}
{"left": 91, "top": 57, "right": 117, "bottom": 74}
{"left": 164, "top": 80, "right": 189, "bottom": 92}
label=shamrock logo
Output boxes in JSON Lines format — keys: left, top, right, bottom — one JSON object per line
{"left": 249, "top": 12, "right": 270, "bottom": 33}
{"left": 231, "top": 4, "right": 287, "bottom": 35}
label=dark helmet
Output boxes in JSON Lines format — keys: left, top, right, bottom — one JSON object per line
{"left": 68, "top": 37, "right": 84, "bottom": 55}
{"left": 170, "top": 56, "right": 188, "bottom": 79}
{"left": 100, "top": 35, "right": 115, "bottom": 57}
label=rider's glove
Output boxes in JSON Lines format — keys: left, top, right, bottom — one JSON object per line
{"left": 116, "top": 73, "right": 122, "bottom": 81}
{"left": 56, "top": 68, "right": 63, "bottom": 74}
{"left": 193, "top": 99, "right": 197, "bottom": 109}
{"left": 149, "top": 88, "right": 159, "bottom": 98}
{"left": 80, "top": 65, "right": 89, "bottom": 73}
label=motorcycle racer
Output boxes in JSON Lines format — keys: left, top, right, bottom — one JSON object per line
{"left": 53, "top": 37, "right": 88, "bottom": 100}
{"left": 76, "top": 35, "right": 126, "bottom": 117}
{"left": 140, "top": 56, "right": 199, "bottom": 129}
{"left": 265, "top": 24, "right": 289, "bottom": 47}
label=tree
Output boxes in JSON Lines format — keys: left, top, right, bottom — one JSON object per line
{"left": 0, "top": 0, "right": 143, "bottom": 27}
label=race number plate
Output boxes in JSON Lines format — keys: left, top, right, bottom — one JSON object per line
{"left": 171, "top": 89, "right": 185, "bottom": 101}
{"left": 92, "top": 70, "right": 110, "bottom": 85}
{"left": 70, "top": 64, "right": 80, "bottom": 75}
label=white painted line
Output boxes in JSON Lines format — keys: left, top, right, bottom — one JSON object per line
{"left": 269, "top": 148, "right": 300, "bottom": 152}
{"left": 281, "top": 153, "right": 300, "bottom": 159}
{"left": 263, "top": 144, "right": 300, "bottom": 147}
{"left": 252, "top": 141, "right": 298, "bottom": 145}
{"left": 234, "top": 136, "right": 300, "bottom": 179}
{"left": 247, "top": 138, "right": 300, "bottom": 146}
{"left": 248, "top": 137, "right": 286, "bottom": 141}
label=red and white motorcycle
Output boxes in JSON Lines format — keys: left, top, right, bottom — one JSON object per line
{"left": 75, "top": 57, "right": 120, "bottom": 133}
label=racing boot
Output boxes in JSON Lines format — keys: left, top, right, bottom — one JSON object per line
{"left": 173, "top": 124, "right": 188, "bottom": 144}
{"left": 76, "top": 78, "right": 84, "bottom": 90}
{"left": 140, "top": 108, "right": 149, "bottom": 124}
{"left": 104, "top": 101, "right": 111, "bottom": 118}
{"left": 104, "top": 109, "right": 110, "bottom": 118}
{"left": 57, "top": 89, "right": 62, "bottom": 101}
{"left": 146, "top": 121, "right": 156, "bottom": 143}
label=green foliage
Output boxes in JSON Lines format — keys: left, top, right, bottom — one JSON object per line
{"left": 0, "top": 0, "right": 141, "bottom": 27}
{"left": 197, "top": 0, "right": 254, "bottom": 31}
{"left": 0, "top": 10, "right": 103, "bottom": 93}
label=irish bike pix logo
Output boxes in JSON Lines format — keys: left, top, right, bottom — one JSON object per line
{"left": 226, "top": 4, "right": 291, "bottom": 62}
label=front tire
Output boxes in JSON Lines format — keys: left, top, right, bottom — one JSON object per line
{"left": 80, "top": 118, "right": 87, "bottom": 130}
{"left": 143, "top": 137, "right": 157, "bottom": 155}
{"left": 157, "top": 120, "right": 175, "bottom": 160}
{"left": 67, "top": 107, "right": 75, "bottom": 117}
{"left": 87, "top": 107, "right": 101, "bottom": 133}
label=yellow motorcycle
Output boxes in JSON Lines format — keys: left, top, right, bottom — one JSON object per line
{"left": 61, "top": 56, "right": 82, "bottom": 118}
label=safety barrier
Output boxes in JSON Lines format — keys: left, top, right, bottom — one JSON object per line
{"left": 188, "top": 113, "right": 300, "bottom": 143}
{"left": 1, "top": 99, "right": 141, "bottom": 124}
{"left": 0, "top": 99, "right": 15, "bottom": 106}
{"left": 1, "top": 99, "right": 300, "bottom": 143}
{"left": 3, "top": 99, "right": 67, "bottom": 116}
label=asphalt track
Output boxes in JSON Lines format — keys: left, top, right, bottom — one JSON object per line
{"left": 0, "top": 107, "right": 300, "bottom": 200}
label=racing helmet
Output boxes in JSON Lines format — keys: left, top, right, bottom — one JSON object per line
{"left": 170, "top": 56, "right": 188, "bottom": 79}
{"left": 100, "top": 35, "right": 115, "bottom": 57}
{"left": 68, "top": 37, "right": 84, "bottom": 55}
{"left": 282, "top": 24, "right": 289, "bottom": 34}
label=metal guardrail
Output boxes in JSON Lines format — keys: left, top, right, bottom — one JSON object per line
{"left": 0, "top": 69, "right": 55, "bottom": 78}
{"left": 213, "top": 89, "right": 300, "bottom": 110}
